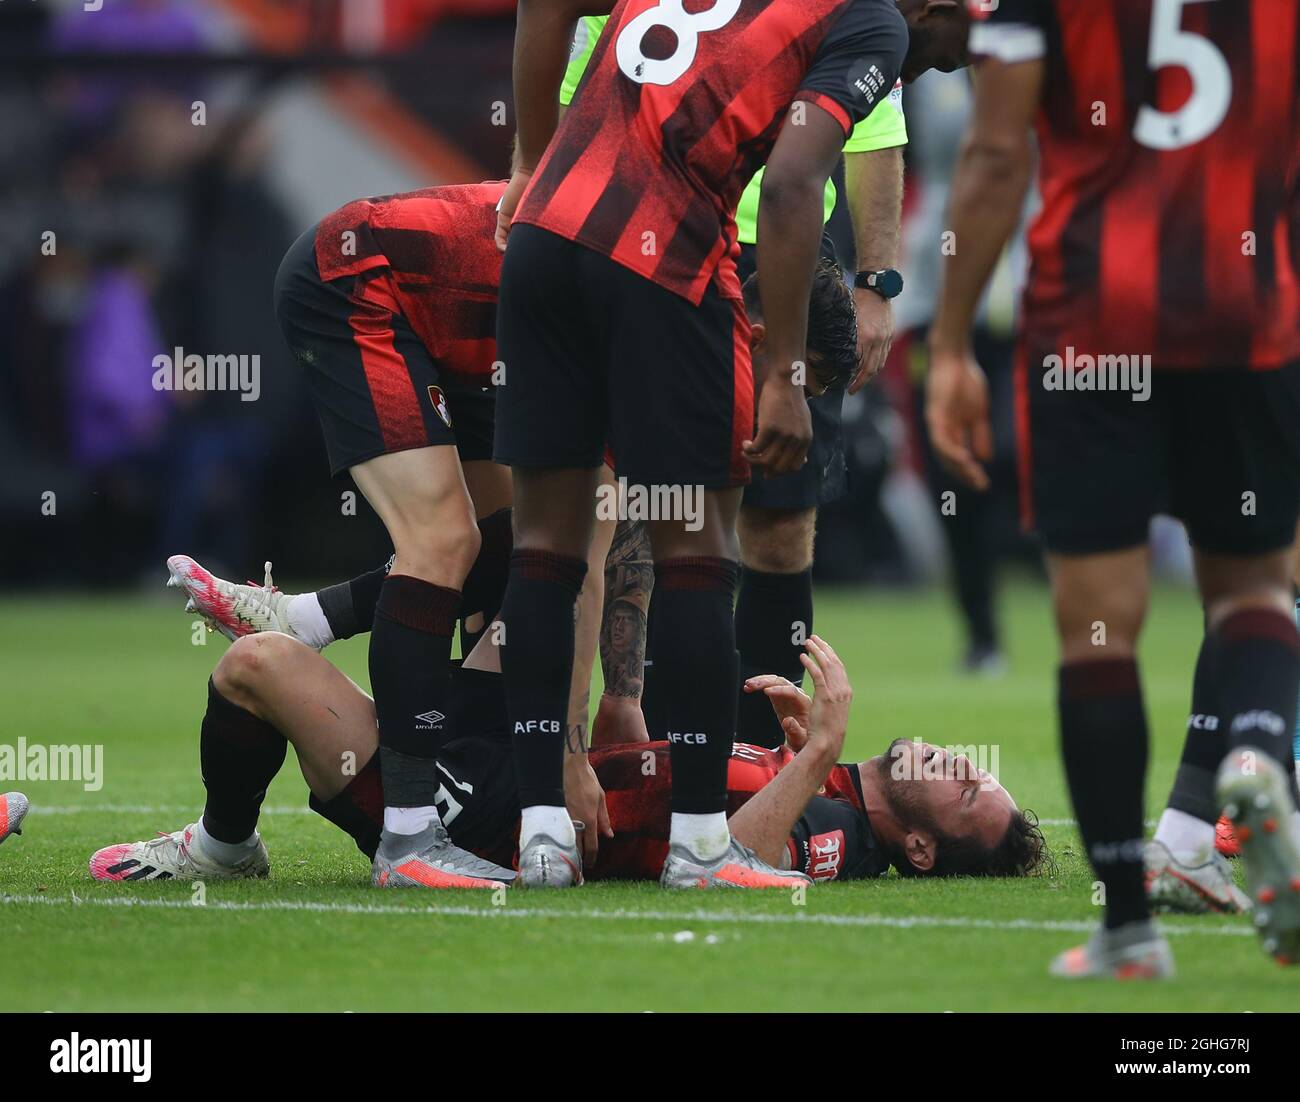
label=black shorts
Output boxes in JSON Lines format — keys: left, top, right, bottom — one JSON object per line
{"left": 735, "top": 239, "right": 847, "bottom": 511}
{"left": 494, "top": 224, "right": 753, "bottom": 490}
{"left": 273, "top": 226, "right": 495, "bottom": 477}
{"left": 1017, "top": 347, "right": 1300, "bottom": 555}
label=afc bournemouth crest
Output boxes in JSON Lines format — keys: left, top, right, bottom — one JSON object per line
{"left": 427, "top": 385, "right": 452, "bottom": 428}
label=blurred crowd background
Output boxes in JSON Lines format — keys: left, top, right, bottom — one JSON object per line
{"left": 0, "top": 0, "right": 1191, "bottom": 669}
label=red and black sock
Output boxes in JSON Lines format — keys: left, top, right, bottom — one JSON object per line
{"left": 500, "top": 549, "right": 587, "bottom": 809}
{"left": 369, "top": 574, "right": 462, "bottom": 809}
{"left": 655, "top": 557, "right": 740, "bottom": 815}
{"left": 200, "top": 677, "right": 287, "bottom": 844}
{"left": 461, "top": 507, "right": 514, "bottom": 653}
{"left": 734, "top": 566, "right": 812, "bottom": 750}
{"left": 1058, "top": 658, "right": 1149, "bottom": 929}
{"left": 1212, "top": 608, "right": 1300, "bottom": 781}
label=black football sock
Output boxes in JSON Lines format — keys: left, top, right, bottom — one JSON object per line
{"left": 369, "top": 574, "right": 462, "bottom": 810}
{"left": 308, "top": 780, "right": 382, "bottom": 861}
{"left": 1058, "top": 659, "right": 1150, "bottom": 930}
{"left": 1212, "top": 608, "right": 1300, "bottom": 786}
{"left": 500, "top": 549, "right": 587, "bottom": 809}
{"left": 655, "top": 557, "right": 740, "bottom": 815}
{"left": 734, "top": 566, "right": 812, "bottom": 749}
{"left": 316, "top": 559, "right": 392, "bottom": 641}
{"left": 461, "top": 507, "right": 514, "bottom": 654}
{"left": 200, "top": 677, "right": 288, "bottom": 844}
{"left": 1166, "top": 631, "right": 1223, "bottom": 824}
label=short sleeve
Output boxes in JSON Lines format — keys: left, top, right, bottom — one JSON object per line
{"left": 968, "top": 0, "right": 1049, "bottom": 64}
{"left": 787, "top": 797, "right": 883, "bottom": 882}
{"left": 841, "top": 83, "right": 907, "bottom": 153}
{"left": 795, "top": 0, "right": 909, "bottom": 138}
{"left": 559, "top": 15, "right": 607, "bottom": 106}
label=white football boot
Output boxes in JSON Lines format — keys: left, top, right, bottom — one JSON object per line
{"left": 0, "top": 792, "right": 29, "bottom": 845}
{"left": 167, "top": 555, "right": 308, "bottom": 646}
{"left": 89, "top": 823, "right": 269, "bottom": 882}
{"left": 516, "top": 833, "right": 584, "bottom": 889}
{"left": 1144, "top": 839, "right": 1252, "bottom": 914}
{"left": 1049, "top": 921, "right": 1175, "bottom": 980}
{"left": 661, "top": 838, "right": 812, "bottom": 889}
{"left": 372, "top": 822, "right": 515, "bottom": 889}
{"left": 1217, "top": 747, "right": 1300, "bottom": 965}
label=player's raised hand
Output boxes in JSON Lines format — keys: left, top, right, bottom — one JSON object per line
{"left": 744, "top": 377, "right": 812, "bottom": 475}
{"left": 800, "top": 635, "right": 851, "bottom": 757}
{"left": 926, "top": 346, "right": 993, "bottom": 492}
{"left": 494, "top": 167, "right": 533, "bottom": 252}
{"left": 744, "top": 673, "right": 812, "bottom": 750}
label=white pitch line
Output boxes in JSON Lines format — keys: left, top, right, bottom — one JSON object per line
{"left": 0, "top": 893, "right": 1254, "bottom": 938}
{"left": 31, "top": 805, "right": 314, "bottom": 816}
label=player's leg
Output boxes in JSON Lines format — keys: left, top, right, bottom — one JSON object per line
{"left": 1170, "top": 365, "right": 1300, "bottom": 961}
{"left": 1146, "top": 616, "right": 1252, "bottom": 913}
{"left": 1045, "top": 547, "right": 1168, "bottom": 974}
{"left": 496, "top": 466, "right": 599, "bottom": 882}
{"left": 492, "top": 224, "right": 609, "bottom": 886}
{"left": 1015, "top": 346, "right": 1171, "bottom": 977}
{"left": 273, "top": 228, "right": 508, "bottom": 886}
{"left": 604, "top": 265, "right": 806, "bottom": 887}
{"left": 89, "top": 633, "right": 362, "bottom": 882}
{"left": 460, "top": 459, "right": 515, "bottom": 652}
{"left": 86, "top": 634, "right": 312, "bottom": 883}
{"left": 734, "top": 503, "right": 816, "bottom": 749}
{"left": 348, "top": 444, "right": 511, "bottom": 883}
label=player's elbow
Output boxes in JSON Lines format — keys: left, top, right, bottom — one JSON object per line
{"left": 961, "top": 132, "right": 1032, "bottom": 179}
{"left": 757, "top": 169, "right": 825, "bottom": 227}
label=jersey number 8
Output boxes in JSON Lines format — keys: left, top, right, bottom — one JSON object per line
{"left": 616, "top": 0, "right": 743, "bottom": 86}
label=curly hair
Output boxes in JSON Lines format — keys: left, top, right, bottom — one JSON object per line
{"left": 885, "top": 807, "right": 1052, "bottom": 880}
{"left": 741, "top": 258, "right": 861, "bottom": 392}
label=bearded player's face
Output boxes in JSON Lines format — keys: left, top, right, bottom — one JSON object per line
{"left": 877, "top": 738, "right": 1018, "bottom": 856}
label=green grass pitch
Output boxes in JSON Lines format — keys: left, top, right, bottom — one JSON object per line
{"left": 2, "top": 580, "right": 1297, "bottom": 1012}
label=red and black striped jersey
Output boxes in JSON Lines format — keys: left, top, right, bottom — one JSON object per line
{"left": 514, "top": 0, "right": 908, "bottom": 304}
{"left": 588, "top": 740, "right": 885, "bottom": 881}
{"left": 971, "top": 0, "right": 1300, "bottom": 370}
{"left": 313, "top": 181, "right": 507, "bottom": 382}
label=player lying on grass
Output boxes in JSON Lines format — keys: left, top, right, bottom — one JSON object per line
{"left": 87, "top": 622, "right": 1042, "bottom": 886}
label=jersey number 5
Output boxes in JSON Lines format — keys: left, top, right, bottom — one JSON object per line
{"left": 1134, "top": 0, "right": 1231, "bottom": 151}
{"left": 616, "top": 0, "right": 743, "bottom": 86}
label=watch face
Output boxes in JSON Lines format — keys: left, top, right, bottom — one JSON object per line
{"left": 877, "top": 269, "right": 903, "bottom": 298}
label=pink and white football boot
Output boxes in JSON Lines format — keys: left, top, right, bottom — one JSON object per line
{"left": 89, "top": 823, "right": 268, "bottom": 882}
{"left": 166, "top": 555, "right": 310, "bottom": 646}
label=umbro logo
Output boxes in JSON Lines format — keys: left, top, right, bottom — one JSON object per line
{"left": 414, "top": 709, "right": 446, "bottom": 729}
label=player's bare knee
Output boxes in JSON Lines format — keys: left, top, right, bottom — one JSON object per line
{"left": 213, "top": 634, "right": 287, "bottom": 707}
{"left": 391, "top": 509, "right": 482, "bottom": 582}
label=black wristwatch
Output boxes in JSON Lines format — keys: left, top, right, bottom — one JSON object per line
{"left": 854, "top": 268, "right": 904, "bottom": 300}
